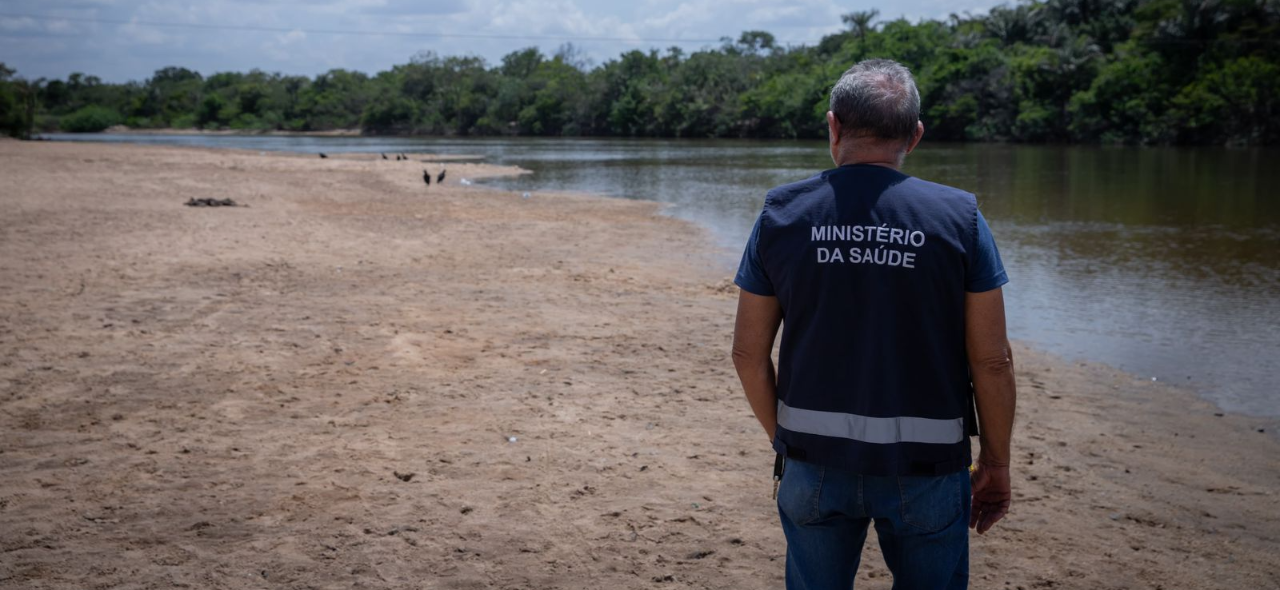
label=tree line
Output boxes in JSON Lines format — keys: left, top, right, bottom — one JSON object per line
{"left": 2, "top": 0, "right": 1277, "bottom": 145}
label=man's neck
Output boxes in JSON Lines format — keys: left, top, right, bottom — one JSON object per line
{"left": 833, "top": 146, "right": 904, "bottom": 170}
{"left": 836, "top": 157, "right": 900, "bottom": 170}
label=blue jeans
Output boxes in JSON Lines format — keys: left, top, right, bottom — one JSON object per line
{"left": 777, "top": 458, "right": 971, "bottom": 590}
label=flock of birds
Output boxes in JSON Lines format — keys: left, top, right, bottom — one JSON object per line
{"left": 313, "top": 151, "right": 530, "bottom": 198}
{"left": 317, "top": 151, "right": 448, "bottom": 187}
{"left": 188, "top": 151, "right": 523, "bottom": 208}
{"left": 424, "top": 168, "right": 446, "bottom": 186}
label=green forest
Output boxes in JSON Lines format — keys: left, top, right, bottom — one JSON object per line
{"left": 2, "top": 0, "right": 1278, "bottom": 145}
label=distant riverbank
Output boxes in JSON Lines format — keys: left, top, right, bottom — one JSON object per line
{"left": 86, "top": 125, "right": 364, "bottom": 136}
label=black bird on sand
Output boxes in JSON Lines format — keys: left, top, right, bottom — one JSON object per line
{"left": 381, "top": 153, "right": 388, "bottom": 160}
{"left": 319, "top": 153, "right": 328, "bottom": 159}
{"left": 423, "top": 170, "right": 431, "bottom": 186}
{"left": 437, "top": 169, "right": 446, "bottom": 184}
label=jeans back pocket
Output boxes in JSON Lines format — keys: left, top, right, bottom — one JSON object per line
{"left": 777, "top": 459, "right": 825, "bottom": 526}
{"left": 897, "top": 471, "right": 965, "bottom": 533}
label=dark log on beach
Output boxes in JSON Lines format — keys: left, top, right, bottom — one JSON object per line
{"left": 184, "top": 197, "right": 239, "bottom": 207}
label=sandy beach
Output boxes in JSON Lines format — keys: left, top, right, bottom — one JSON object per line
{"left": 1, "top": 139, "right": 1277, "bottom": 589}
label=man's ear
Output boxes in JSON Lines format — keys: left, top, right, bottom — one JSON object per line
{"left": 826, "top": 111, "right": 841, "bottom": 143}
{"left": 904, "top": 120, "right": 925, "bottom": 154}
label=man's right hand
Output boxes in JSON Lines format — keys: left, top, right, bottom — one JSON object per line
{"left": 969, "top": 461, "right": 1011, "bottom": 534}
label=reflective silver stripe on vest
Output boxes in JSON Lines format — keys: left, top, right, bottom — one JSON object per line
{"left": 777, "top": 401, "right": 964, "bottom": 445}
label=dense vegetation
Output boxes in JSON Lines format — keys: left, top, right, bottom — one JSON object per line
{"left": 3, "top": 0, "right": 1278, "bottom": 144}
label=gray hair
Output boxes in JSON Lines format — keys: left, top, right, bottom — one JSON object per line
{"left": 828, "top": 59, "right": 920, "bottom": 143}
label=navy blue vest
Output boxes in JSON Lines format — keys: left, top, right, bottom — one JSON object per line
{"left": 760, "top": 164, "right": 980, "bottom": 476}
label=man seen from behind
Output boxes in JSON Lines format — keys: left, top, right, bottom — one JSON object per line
{"left": 731, "top": 59, "right": 1017, "bottom": 590}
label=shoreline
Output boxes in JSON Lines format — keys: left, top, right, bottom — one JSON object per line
{"left": 1, "top": 140, "right": 1277, "bottom": 589}
{"left": 95, "top": 125, "right": 365, "bottom": 136}
{"left": 29, "top": 134, "right": 495, "bottom": 163}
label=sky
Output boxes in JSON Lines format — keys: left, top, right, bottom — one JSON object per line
{"left": 1, "top": 0, "right": 1010, "bottom": 83}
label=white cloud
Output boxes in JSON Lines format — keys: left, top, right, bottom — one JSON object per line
{"left": 486, "top": 0, "right": 628, "bottom": 38}
{"left": 0, "top": 16, "right": 40, "bottom": 32}
{"left": 45, "top": 19, "right": 80, "bottom": 34}
{"left": 118, "top": 19, "right": 171, "bottom": 44}
{"left": 354, "top": 0, "right": 468, "bottom": 15}
{"left": 278, "top": 29, "right": 307, "bottom": 45}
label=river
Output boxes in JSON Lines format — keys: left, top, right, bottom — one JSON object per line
{"left": 40, "top": 133, "right": 1280, "bottom": 418}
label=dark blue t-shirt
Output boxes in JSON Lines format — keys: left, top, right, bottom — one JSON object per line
{"left": 737, "top": 205, "right": 1007, "bottom": 296}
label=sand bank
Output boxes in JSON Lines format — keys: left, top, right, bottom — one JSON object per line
{"left": 1, "top": 140, "right": 1276, "bottom": 589}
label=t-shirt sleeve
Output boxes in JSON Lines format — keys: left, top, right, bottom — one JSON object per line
{"left": 966, "top": 209, "right": 1009, "bottom": 293}
{"left": 734, "top": 213, "right": 775, "bottom": 297}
